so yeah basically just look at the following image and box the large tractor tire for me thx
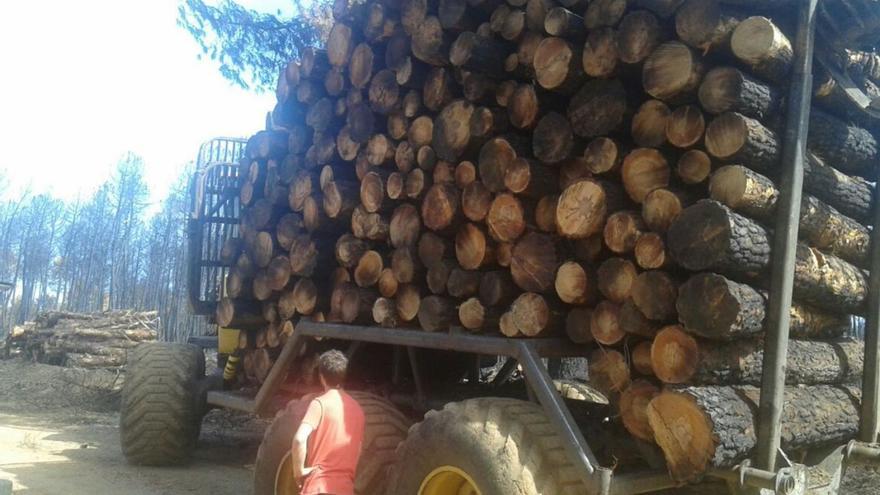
[387,397,587,495]
[253,391,411,495]
[120,342,207,465]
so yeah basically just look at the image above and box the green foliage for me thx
[177,0,328,91]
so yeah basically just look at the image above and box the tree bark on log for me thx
[710,165,870,266]
[668,200,868,313]
[676,272,851,340]
[647,385,860,482]
[705,112,874,223]
[656,332,864,386]
[730,16,792,84]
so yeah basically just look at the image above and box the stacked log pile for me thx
[218,0,876,482]
[4,310,159,368]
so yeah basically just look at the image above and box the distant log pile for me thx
[219,0,877,482]
[4,310,159,368]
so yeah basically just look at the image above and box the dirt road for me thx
[1,358,878,494]
[0,359,264,495]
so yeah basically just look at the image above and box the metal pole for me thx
[858,168,880,442]
[753,0,818,471]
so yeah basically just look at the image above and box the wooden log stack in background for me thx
[4,310,159,368]
[219,0,877,483]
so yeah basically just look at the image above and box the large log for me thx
[710,165,870,266]
[647,385,860,482]
[668,200,868,313]
[652,325,864,385]
[730,16,792,84]
[676,272,851,340]
[705,112,874,223]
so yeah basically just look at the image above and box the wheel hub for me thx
[419,466,482,495]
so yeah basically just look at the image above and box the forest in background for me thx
[0,154,209,342]
[0,0,330,342]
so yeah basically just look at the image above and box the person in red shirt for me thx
[292,350,366,495]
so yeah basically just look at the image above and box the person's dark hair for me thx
[317,350,348,387]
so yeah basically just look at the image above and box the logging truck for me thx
[118,0,880,493]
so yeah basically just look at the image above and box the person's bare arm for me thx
[291,422,315,481]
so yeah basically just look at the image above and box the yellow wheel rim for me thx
[274,452,299,495]
[418,465,482,495]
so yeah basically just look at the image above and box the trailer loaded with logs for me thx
[121,0,880,493]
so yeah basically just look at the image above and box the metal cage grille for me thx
[187,137,246,316]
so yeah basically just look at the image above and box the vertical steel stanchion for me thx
[753,0,818,471]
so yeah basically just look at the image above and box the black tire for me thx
[253,392,411,495]
[387,397,587,495]
[119,342,206,465]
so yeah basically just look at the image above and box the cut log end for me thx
[647,392,714,481]
[620,380,660,442]
[651,325,699,384]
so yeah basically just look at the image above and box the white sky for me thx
[0,0,293,206]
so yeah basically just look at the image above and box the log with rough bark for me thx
[654,326,864,386]
[647,384,860,482]
[676,272,851,340]
[710,165,870,266]
[705,112,874,223]
[730,16,792,84]
[668,200,868,313]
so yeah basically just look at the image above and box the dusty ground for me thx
[0,358,265,494]
[0,357,877,494]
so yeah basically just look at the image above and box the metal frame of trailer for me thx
[189,1,880,493]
